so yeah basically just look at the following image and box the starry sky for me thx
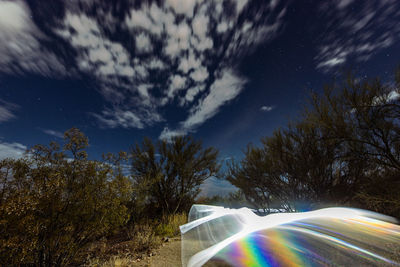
[1,0,400,196]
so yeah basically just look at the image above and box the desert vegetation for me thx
[227,69,400,218]
[1,69,399,265]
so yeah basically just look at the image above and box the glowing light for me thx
[180,205,400,267]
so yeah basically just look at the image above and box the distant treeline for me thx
[1,69,399,265]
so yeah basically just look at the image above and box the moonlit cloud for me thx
[0,141,27,160]
[135,32,153,53]
[42,129,64,139]
[315,1,400,72]
[0,0,65,76]
[0,0,287,136]
[260,105,275,112]
[92,109,145,129]
[0,99,18,123]
[182,69,246,131]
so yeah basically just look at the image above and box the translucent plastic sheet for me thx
[180,205,400,267]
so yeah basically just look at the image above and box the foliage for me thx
[0,128,132,266]
[129,136,220,216]
[227,68,400,216]
[154,213,188,237]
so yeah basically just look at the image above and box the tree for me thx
[304,69,400,217]
[0,128,132,265]
[227,120,363,212]
[129,136,220,216]
[227,68,400,214]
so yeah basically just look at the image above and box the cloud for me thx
[199,176,237,197]
[315,1,400,71]
[135,32,153,53]
[388,91,400,102]
[0,99,18,123]
[92,109,145,129]
[0,0,287,135]
[0,141,27,160]
[168,75,187,98]
[182,69,246,130]
[42,129,64,139]
[260,105,275,112]
[161,69,246,139]
[165,0,198,17]
[190,67,209,83]
[0,0,65,76]
[92,107,164,129]
[159,127,186,140]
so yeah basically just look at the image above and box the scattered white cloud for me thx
[260,105,275,112]
[178,52,201,74]
[93,107,163,129]
[159,127,186,140]
[0,141,27,160]
[168,75,187,98]
[93,109,145,129]
[125,5,164,36]
[0,99,18,123]
[138,84,151,99]
[235,0,249,15]
[164,21,192,58]
[0,0,65,76]
[216,21,229,33]
[42,129,64,139]
[135,32,152,53]
[147,58,165,69]
[58,12,136,80]
[371,90,400,106]
[388,90,400,102]
[0,0,287,136]
[165,0,198,17]
[336,0,353,9]
[190,67,209,82]
[182,69,246,130]
[184,85,205,104]
[160,69,246,139]
[315,1,400,71]
[192,13,209,38]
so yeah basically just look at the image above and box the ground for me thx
[130,236,182,267]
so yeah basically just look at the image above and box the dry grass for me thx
[82,224,161,266]
[84,213,188,266]
[155,213,188,237]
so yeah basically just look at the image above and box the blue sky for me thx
[1,0,400,196]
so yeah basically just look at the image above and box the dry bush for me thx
[85,254,137,267]
[155,213,188,237]
[83,223,161,265]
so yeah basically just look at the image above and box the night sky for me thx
[1,0,400,196]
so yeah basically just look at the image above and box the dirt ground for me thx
[132,236,182,267]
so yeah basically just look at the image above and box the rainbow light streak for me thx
[180,205,400,267]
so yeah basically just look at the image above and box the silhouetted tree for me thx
[129,136,220,216]
[305,69,400,217]
[228,68,400,216]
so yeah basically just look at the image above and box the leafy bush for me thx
[0,128,132,265]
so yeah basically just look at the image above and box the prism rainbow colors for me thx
[180,205,400,267]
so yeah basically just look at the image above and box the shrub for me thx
[0,128,132,265]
